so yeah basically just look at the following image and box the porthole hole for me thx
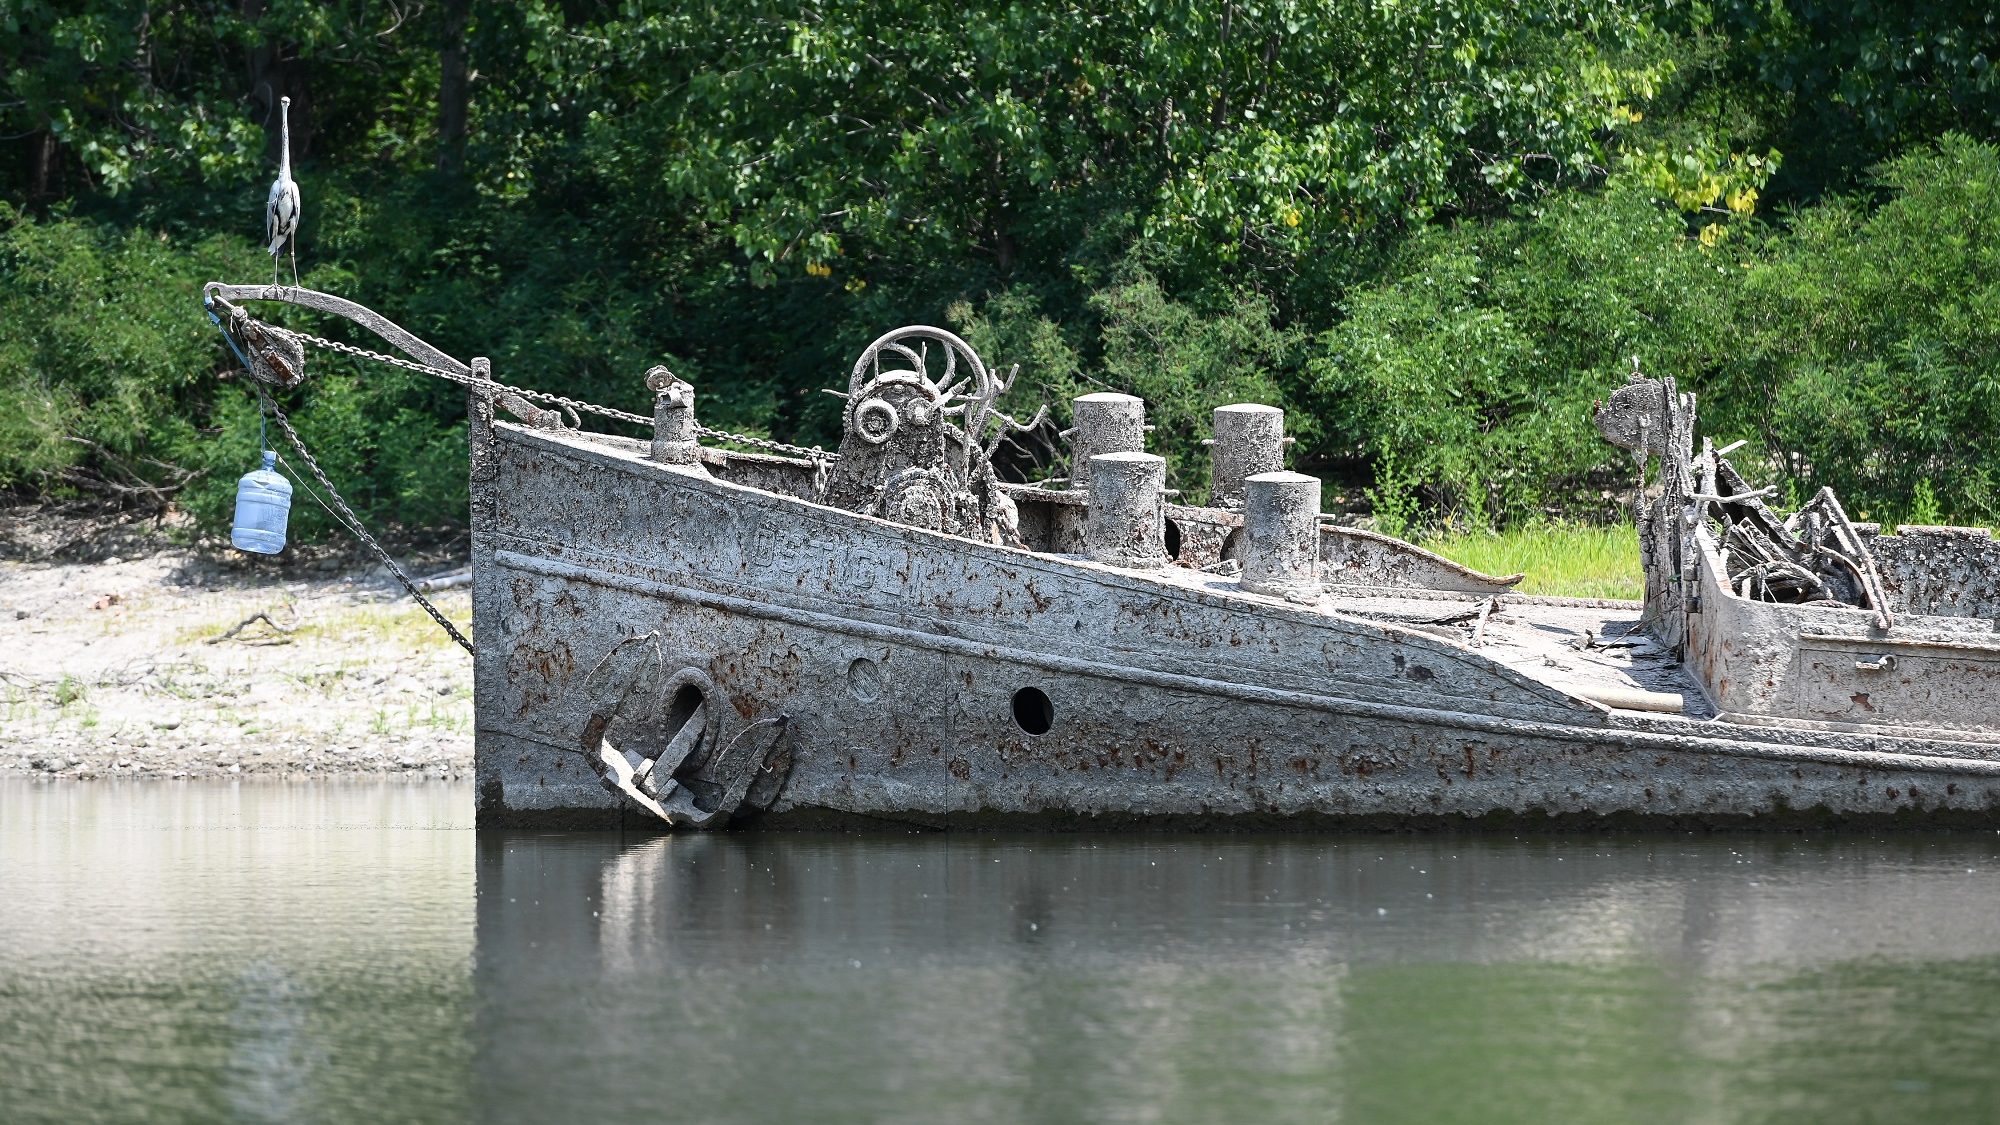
[1220,526,1243,561]
[846,656,882,702]
[1011,687,1054,736]
[1164,518,1183,560]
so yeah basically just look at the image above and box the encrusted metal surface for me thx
[1596,368,2000,738]
[473,366,2000,829]
[187,279,2000,829]
[1868,524,2000,619]
[1318,525,1524,594]
[191,288,1989,831]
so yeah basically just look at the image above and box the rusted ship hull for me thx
[472,422,2000,829]
[192,285,1999,829]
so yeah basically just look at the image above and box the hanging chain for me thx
[267,323,839,463]
[253,385,477,657]
[273,325,649,425]
[217,308,841,657]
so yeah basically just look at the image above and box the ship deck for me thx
[699,440,1709,719]
[1135,562,1708,717]
[1323,592,1714,718]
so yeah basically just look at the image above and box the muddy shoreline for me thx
[1,505,473,780]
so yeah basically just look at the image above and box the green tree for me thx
[1693,0,2000,204]
[1723,135,2000,522]
[3,0,1993,541]
[1309,187,1740,527]
[515,0,1671,285]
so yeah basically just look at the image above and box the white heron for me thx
[265,95,300,286]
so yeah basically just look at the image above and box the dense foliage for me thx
[2,1,1997,536]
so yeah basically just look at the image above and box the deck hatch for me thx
[1795,633,2000,730]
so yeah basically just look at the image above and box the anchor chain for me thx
[211,303,839,656]
[253,385,477,657]
[265,323,840,464]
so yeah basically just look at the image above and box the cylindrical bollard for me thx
[1069,392,1146,492]
[1210,403,1285,508]
[1240,471,1323,600]
[648,365,707,472]
[1085,451,1168,568]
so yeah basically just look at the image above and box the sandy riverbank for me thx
[1,506,473,780]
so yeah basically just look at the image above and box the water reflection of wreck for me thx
[470,832,2000,1121]
[200,284,2000,828]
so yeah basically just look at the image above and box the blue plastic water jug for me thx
[231,450,292,554]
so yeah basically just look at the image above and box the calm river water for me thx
[3,780,1999,1123]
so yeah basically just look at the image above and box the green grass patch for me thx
[53,674,86,707]
[285,594,472,652]
[1423,522,1644,600]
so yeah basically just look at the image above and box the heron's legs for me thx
[271,252,281,287]
[289,244,299,287]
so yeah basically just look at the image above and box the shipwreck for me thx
[203,282,2000,829]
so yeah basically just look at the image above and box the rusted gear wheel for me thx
[845,325,994,405]
[851,397,900,445]
[878,467,955,531]
[844,371,938,446]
